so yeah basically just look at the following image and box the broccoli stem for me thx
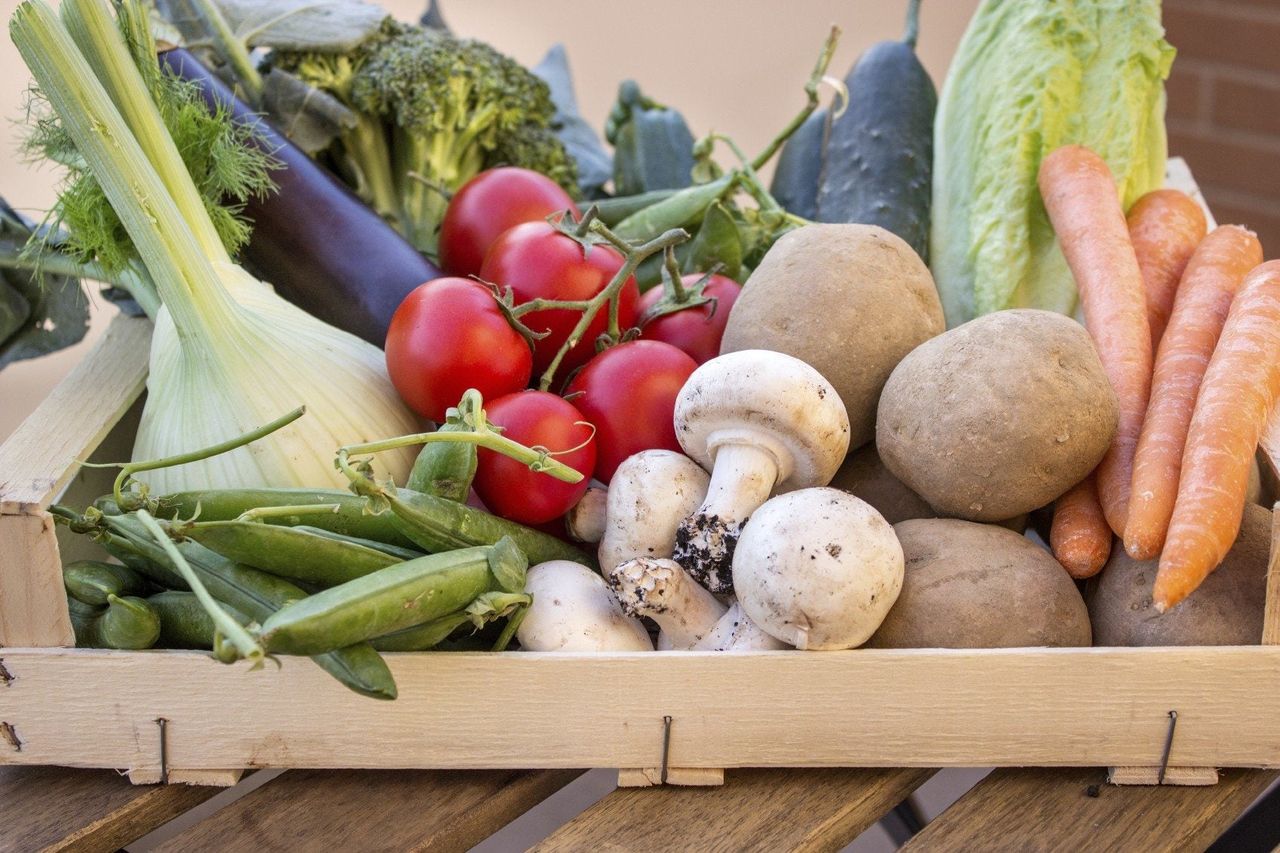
[335,111,405,234]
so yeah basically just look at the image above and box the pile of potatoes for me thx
[716,223,1273,650]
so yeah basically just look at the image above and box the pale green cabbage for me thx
[931,0,1175,326]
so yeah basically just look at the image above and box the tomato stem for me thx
[535,223,689,391]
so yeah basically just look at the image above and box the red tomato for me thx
[473,391,596,524]
[479,221,639,379]
[638,273,743,363]
[384,278,532,422]
[565,341,698,482]
[439,168,577,277]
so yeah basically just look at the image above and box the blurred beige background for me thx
[0,0,979,439]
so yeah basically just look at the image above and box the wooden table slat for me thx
[532,767,933,853]
[0,765,221,853]
[901,767,1278,853]
[152,769,580,853]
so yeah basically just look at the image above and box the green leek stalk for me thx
[11,0,418,493]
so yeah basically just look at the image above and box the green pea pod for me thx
[63,559,149,606]
[383,487,595,568]
[371,590,530,652]
[612,174,735,243]
[581,189,679,226]
[96,513,397,700]
[293,527,423,561]
[149,590,250,650]
[406,419,477,502]
[176,521,403,587]
[258,538,527,656]
[153,488,416,548]
[683,202,744,281]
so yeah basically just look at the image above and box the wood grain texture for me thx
[533,768,932,853]
[617,767,725,787]
[152,769,578,853]
[126,768,244,787]
[901,767,1277,853]
[3,647,1280,773]
[0,313,149,515]
[0,512,73,647]
[1108,766,1219,786]
[0,764,220,853]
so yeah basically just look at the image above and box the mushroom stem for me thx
[693,601,789,651]
[608,558,728,649]
[675,442,779,593]
[565,487,608,544]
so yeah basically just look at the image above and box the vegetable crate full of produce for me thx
[2,0,1280,790]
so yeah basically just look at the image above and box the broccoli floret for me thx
[272,19,576,257]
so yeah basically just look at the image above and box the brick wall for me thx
[1165,0,1280,254]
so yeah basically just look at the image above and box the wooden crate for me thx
[1,162,1278,789]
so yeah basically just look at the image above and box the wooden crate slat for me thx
[0,513,72,647]
[900,767,1278,852]
[151,769,579,853]
[532,768,932,853]
[0,765,221,853]
[2,646,1280,773]
[0,313,149,515]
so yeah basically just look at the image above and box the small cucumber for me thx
[769,108,828,220]
[63,559,149,606]
[69,594,160,650]
[815,0,936,261]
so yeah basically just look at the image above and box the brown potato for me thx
[1087,503,1272,646]
[867,519,1091,648]
[720,224,944,449]
[828,445,936,524]
[876,309,1118,521]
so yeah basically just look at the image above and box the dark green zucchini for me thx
[769,108,827,220]
[815,0,935,261]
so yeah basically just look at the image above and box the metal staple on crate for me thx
[156,717,169,784]
[1158,710,1179,785]
[660,715,673,785]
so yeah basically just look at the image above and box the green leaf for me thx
[261,67,357,154]
[0,203,89,370]
[196,0,387,53]
[683,201,742,280]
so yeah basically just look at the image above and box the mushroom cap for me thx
[733,488,904,650]
[598,450,710,571]
[518,561,653,652]
[674,350,850,491]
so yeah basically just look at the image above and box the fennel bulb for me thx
[13,0,418,493]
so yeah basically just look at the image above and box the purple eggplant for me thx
[159,49,440,346]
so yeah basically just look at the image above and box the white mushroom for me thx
[672,350,850,593]
[565,487,608,543]
[692,601,789,651]
[598,450,710,572]
[732,488,903,650]
[608,557,727,649]
[517,561,653,652]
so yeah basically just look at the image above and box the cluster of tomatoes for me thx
[384,167,741,528]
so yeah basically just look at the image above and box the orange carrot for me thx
[1127,189,1208,346]
[1050,475,1111,578]
[1124,226,1262,560]
[1038,145,1152,537]
[1154,260,1280,612]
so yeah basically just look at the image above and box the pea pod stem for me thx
[87,407,305,510]
[749,25,843,171]
[338,388,584,484]
[135,510,265,665]
[236,504,342,522]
